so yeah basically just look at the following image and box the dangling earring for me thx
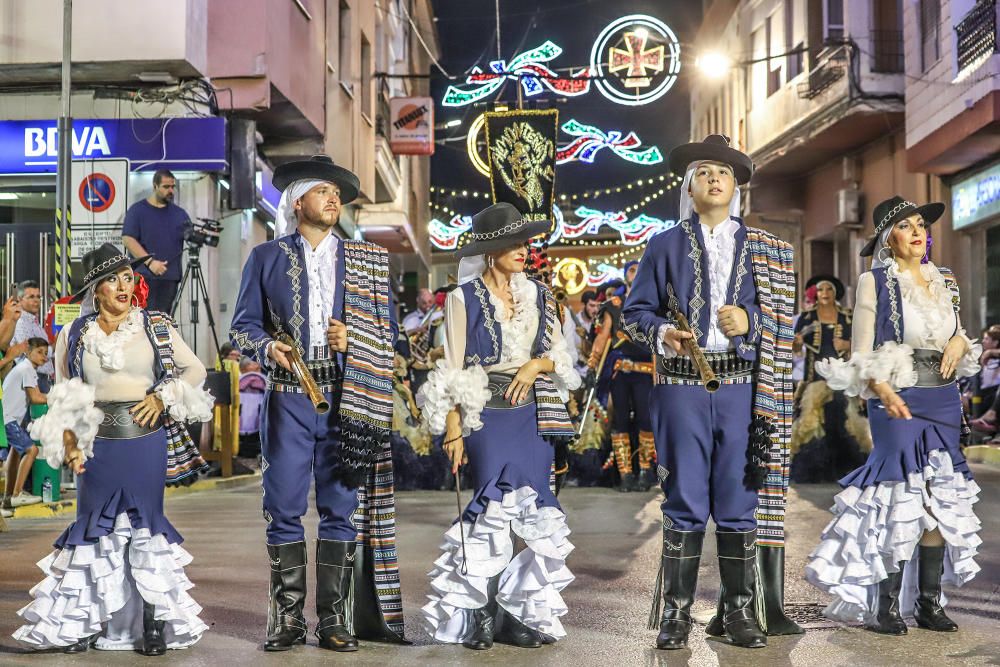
[487,255,495,268]
[877,245,893,265]
[131,294,140,307]
[93,297,100,313]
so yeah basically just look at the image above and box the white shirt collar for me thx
[700,216,739,239]
[298,231,338,257]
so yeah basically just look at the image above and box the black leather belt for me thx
[912,349,950,387]
[269,358,343,394]
[485,372,535,409]
[655,350,754,382]
[95,401,161,439]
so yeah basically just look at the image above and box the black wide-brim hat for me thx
[70,243,151,303]
[668,134,754,185]
[455,202,551,259]
[860,196,945,257]
[272,154,360,204]
[805,274,845,301]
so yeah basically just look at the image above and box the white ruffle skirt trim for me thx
[805,449,982,624]
[13,512,208,650]
[422,485,575,643]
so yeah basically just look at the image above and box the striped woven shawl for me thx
[746,230,796,548]
[336,241,396,489]
[533,285,576,442]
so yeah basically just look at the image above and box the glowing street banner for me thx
[485,109,558,224]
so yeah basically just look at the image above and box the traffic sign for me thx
[70,158,129,259]
[78,173,116,213]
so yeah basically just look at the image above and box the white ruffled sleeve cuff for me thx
[957,338,983,379]
[416,361,492,436]
[818,341,917,399]
[545,337,582,398]
[655,323,678,359]
[156,379,215,423]
[28,378,104,470]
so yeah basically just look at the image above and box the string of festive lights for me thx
[431,171,683,203]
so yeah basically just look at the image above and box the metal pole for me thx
[55,0,73,296]
[38,233,50,317]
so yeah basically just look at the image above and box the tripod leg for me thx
[194,267,223,360]
[171,263,193,319]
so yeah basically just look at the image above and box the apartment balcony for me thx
[747,43,903,181]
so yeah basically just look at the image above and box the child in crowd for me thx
[1,337,49,513]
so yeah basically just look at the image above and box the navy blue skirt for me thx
[461,404,560,523]
[841,383,972,489]
[55,428,182,549]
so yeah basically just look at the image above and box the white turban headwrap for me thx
[274,179,329,237]
[677,160,743,223]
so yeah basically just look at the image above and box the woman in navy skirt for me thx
[13,244,213,655]
[419,203,581,650]
[806,197,983,635]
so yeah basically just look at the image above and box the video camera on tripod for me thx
[185,217,223,249]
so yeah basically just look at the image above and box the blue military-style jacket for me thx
[229,231,398,367]
[621,213,762,362]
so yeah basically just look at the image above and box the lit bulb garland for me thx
[432,171,683,204]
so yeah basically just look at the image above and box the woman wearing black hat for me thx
[14,244,213,654]
[789,275,871,482]
[807,197,983,635]
[419,202,580,650]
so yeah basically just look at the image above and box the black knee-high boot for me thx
[315,539,359,651]
[264,541,308,651]
[141,602,167,656]
[651,527,704,650]
[462,575,500,650]
[914,546,958,632]
[869,564,907,635]
[716,530,767,648]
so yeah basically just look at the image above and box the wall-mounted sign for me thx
[0,117,227,174]
[70,158,129,259]
[953,161,1000,230]
[389,97,435,155]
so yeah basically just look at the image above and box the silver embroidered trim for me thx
[468,278,500,365]
[680,220,705,341]
[278,241,305,346]
[886,270,902,343]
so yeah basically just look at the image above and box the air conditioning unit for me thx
[838,188,861,226]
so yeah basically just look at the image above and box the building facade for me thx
[0,0,439,359]
[692,0,945,311]
[904,0,1000,331]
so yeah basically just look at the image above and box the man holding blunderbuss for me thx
[622,136,799,650]
[230,155,405,653]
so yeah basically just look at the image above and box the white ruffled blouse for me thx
[418,272,581,436]
[32,308,213,468]
[819,261,980,398]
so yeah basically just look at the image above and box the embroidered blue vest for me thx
[871,266,960,348]
[459,277,551,369]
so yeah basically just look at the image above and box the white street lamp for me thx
[696,51,732,79]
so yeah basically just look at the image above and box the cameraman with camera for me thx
[121,169,188,312]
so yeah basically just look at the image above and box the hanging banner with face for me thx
[485,109,558,224]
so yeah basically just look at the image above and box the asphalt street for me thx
[1,466,998,666]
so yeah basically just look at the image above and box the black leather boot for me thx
[716,530,767,648]
[264,541,308,651]
[62,635,95,654]
[315,539,359,651]
[141,602,167,656]
[495,607,543,648]
[868,564,907,635]
[914,546,958,632]
[462,607,496,650]
[756,545,804,635]
[653,527,704,650]
[618,472,638,492]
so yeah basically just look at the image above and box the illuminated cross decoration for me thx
[608,31,664,90]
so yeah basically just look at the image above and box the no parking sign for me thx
[70,158,129,259]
